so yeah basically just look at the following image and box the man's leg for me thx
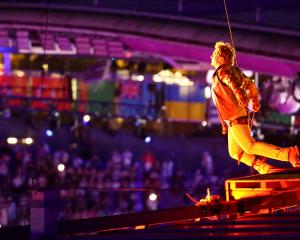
[229,123,299,164]
[228,126,274,174]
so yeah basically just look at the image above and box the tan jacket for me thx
[212,65,260,134]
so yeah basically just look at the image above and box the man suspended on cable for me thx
[211,41,300,174]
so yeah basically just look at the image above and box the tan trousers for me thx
[228,123,289,173]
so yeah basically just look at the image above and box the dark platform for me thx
[64,212,300,240]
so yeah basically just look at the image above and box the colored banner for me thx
[165,101,206,122]
[260,112,291,125]
[0,75,72,111]
[118,81,152,118]
[0,75,27,107]
[87,80,115,114]
[164,84,206,122]
[31,76,71,111]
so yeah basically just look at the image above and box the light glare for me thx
[83,114,91,123]
[204,86,211,99]
[149,193,158,201]
[7,137,17,145]
[57,163,65,172]
[46,129,53,137]
[145,136,151,143]
[24,137,33,145]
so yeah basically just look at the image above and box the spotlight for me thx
[144,136,151,143]
[7,137,18,145]
[46,129,53,137]
[57,163,65,172]
[148,193,158,201]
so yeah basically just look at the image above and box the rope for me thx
[223,1,257,120]
[223,0,238,66]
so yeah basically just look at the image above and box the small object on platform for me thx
[206,188,211,202]
[195,193,221,206]
[186,189,221,206]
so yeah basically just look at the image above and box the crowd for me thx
[0,140,225,227]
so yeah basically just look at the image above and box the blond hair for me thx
[214,41,236,65]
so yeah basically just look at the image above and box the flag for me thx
[120,82,140,99]
[118,81,150,118]
[87,80,115,114]
[164,84,207,122]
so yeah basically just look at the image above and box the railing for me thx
[0,183,223,228]
[1,0,299,37]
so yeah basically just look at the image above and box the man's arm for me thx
[242,75,261,112]
[219,67,249,107]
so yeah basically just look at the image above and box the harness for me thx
[224,116,250,127]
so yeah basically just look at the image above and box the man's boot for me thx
[252,157,285,174]
[288,146,300,167]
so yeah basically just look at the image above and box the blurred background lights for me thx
[7,137,17,145]
[135,118,147,127]
[23,137,33,145]
[144,136,151,143]
[204,86,211,99]
[57,163,65,172]
[46,129,54,137]
[152,70,194,86]
[132,74,144,81]
[42,63,49,72]
[243,69,254,78]
[83,114,91,123]
[54,111,60,117]
[205,69,215,85]
[201,121,208,127]
[148,193,158,201]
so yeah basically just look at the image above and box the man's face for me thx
[210,50,219,68]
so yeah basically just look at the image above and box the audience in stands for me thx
[0,140,224,227]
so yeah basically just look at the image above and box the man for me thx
[211,41,300,174]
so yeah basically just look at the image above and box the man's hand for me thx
[249,98,261,112]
